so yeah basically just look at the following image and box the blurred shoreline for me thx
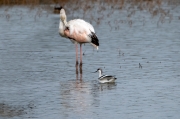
[0,0,179,27]
[0,0,179,6]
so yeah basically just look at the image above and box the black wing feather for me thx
[89,32,99,46]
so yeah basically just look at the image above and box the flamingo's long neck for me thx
[59,19,63,29]
[63,19,68,26]
[59,18,65,36]
[59,8,68,36]
[59,15,67,37]
[59,19,67,27]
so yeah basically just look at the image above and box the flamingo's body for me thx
[59,7,99,65]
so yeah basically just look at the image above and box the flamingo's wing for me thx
[65,19,99,48]
[68,19,95,36]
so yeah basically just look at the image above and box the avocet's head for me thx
[95,68,103,73]
[60,7,66,22]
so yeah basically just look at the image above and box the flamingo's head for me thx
[60,7,66,22]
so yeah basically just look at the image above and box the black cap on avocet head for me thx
[96,68,102,73]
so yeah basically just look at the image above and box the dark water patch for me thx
[0,102,35,117]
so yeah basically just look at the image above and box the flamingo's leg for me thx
[75,43,78,65]
[80,44,83,66]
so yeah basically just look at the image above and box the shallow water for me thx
[0,5,180,119]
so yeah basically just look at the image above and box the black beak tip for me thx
[54,6,63,11]
[60,6,63,10]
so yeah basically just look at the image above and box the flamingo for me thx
[59,7,99,66]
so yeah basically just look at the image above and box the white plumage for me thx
[95,68,117,83]
[59,7,99,65]
[68,19,95,35]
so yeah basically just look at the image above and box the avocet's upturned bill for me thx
[59,7,99,65]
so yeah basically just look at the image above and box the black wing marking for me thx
[99,75,116,81]
[88,32,99,46]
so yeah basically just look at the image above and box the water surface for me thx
[0,5,180,119]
